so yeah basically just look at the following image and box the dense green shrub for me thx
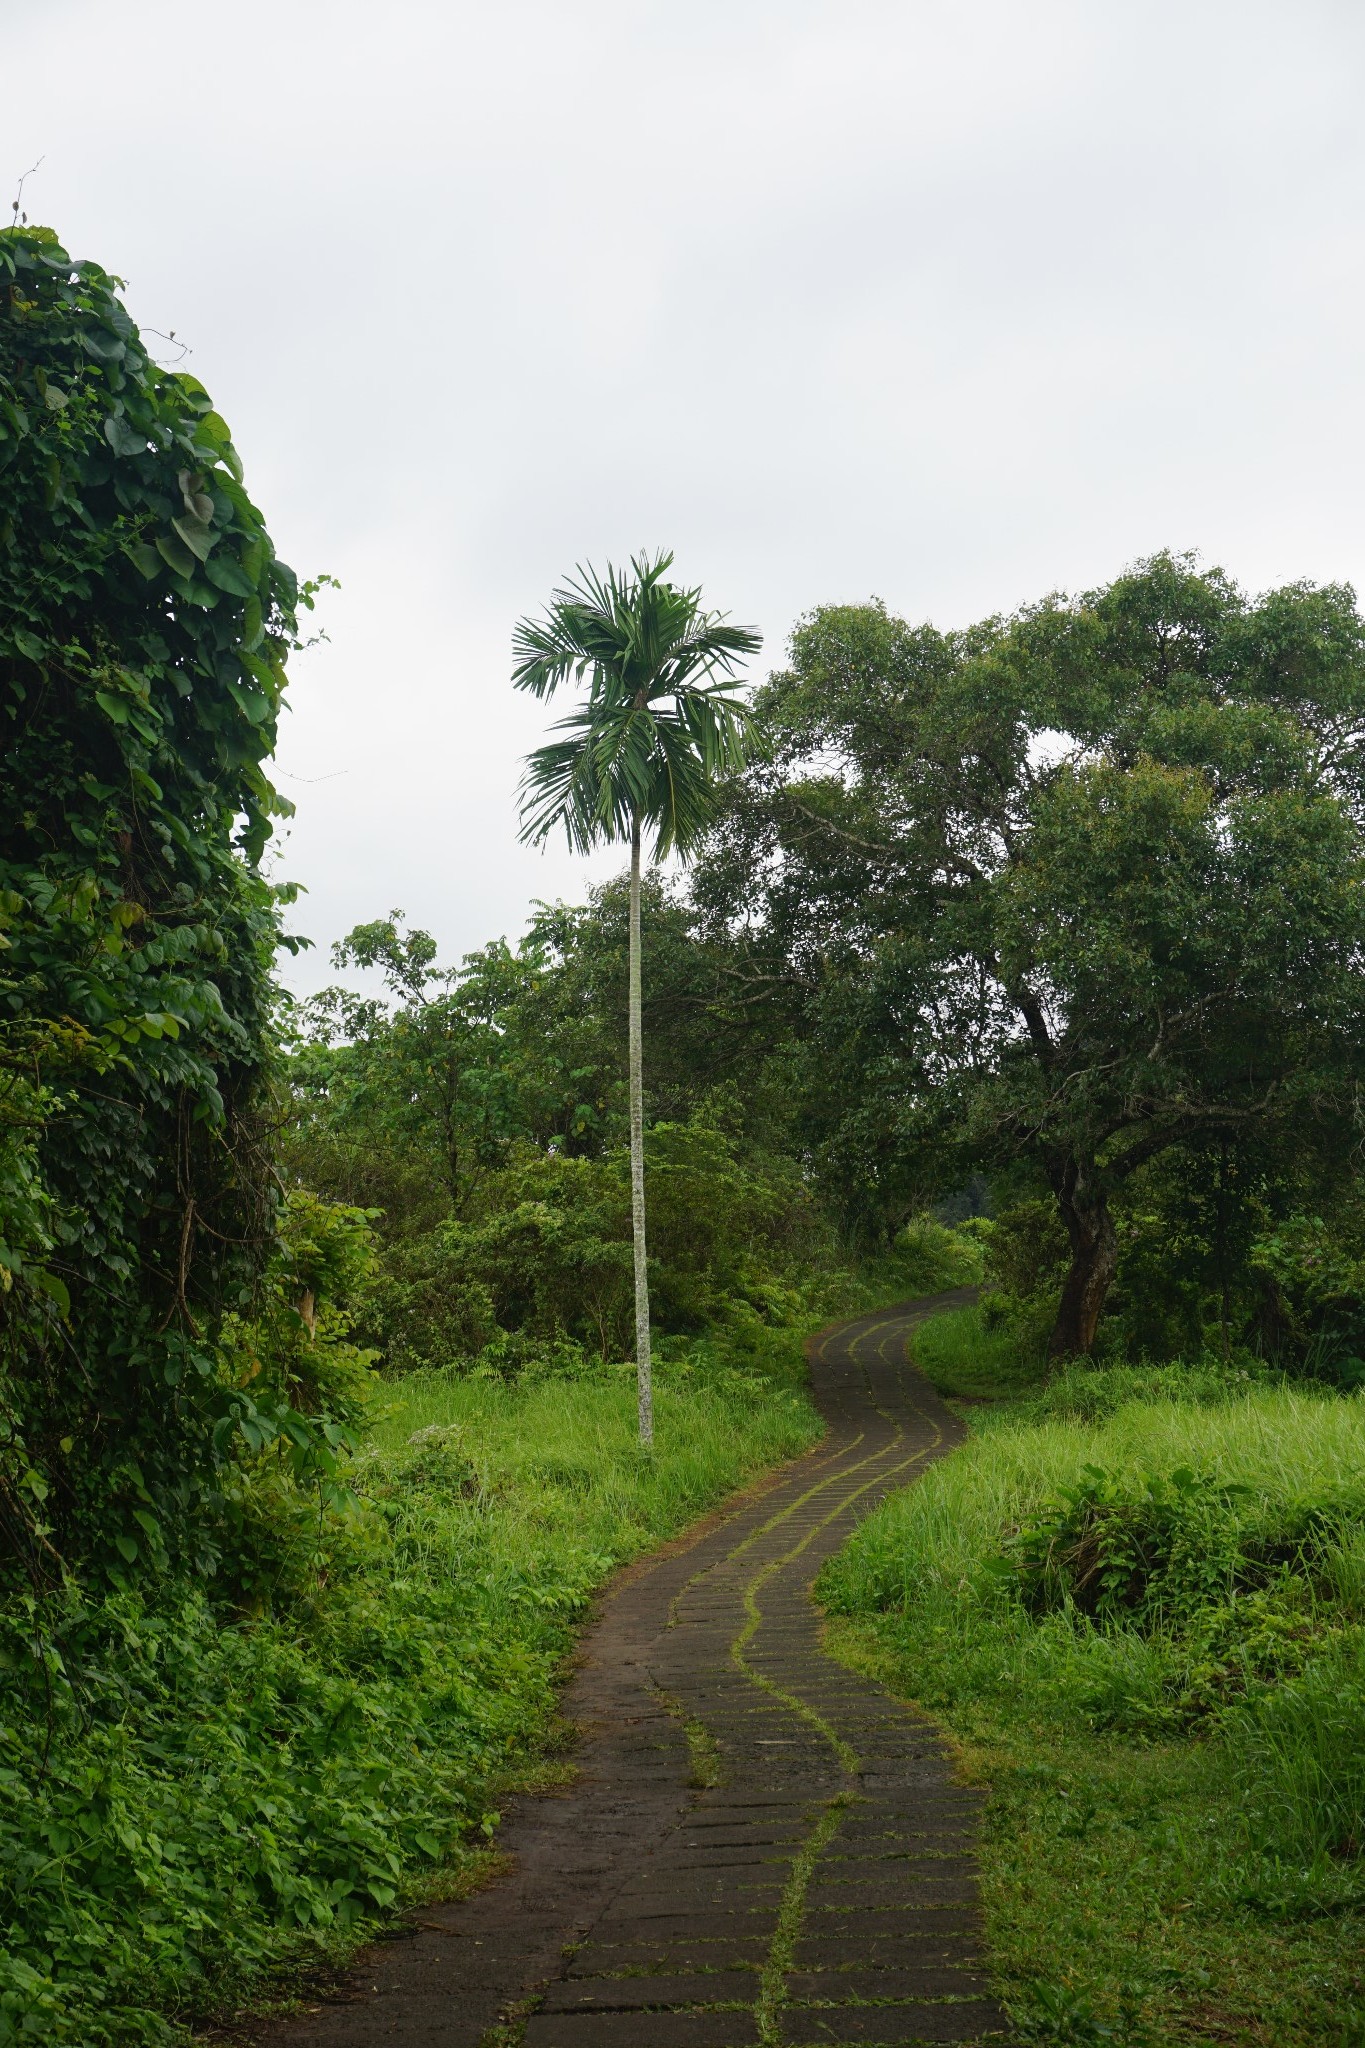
[0,225,320,1576]
[823,1359,1365,2040]
[0,1337,818,2044]
[371,1115,823,1370]
[1248,1214,1365,1386]
[890,1214,985,1293]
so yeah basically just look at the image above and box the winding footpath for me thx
[265,1292,1006,2048]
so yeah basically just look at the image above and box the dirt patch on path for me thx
[247,1292,1006,2047]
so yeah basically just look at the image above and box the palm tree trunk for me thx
[628,816,653,1446]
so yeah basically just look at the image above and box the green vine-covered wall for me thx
[0,225,313,1581]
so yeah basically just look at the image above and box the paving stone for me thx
[785,1968,993,2001]
[524,2013,759,2046]
[591,1910,778,1944]
[543,1969,759,2011]
[569,1938,771,1975]
[819,1857,977,1884]
[248,1292,1004,2048]
[804,1904,983,1935]
[781,1999,1006,2043]
[793,1936,986,1973]
[806,1876,981,1911]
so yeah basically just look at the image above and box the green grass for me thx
[0,1331,821,2046]
[822,1332,1365,2047]
[910,1302,1043,1398]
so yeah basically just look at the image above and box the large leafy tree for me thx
[0,226,312,1572]
[288,915,566,1225]
[695,555,1365,1355]
[513,552,761,1442]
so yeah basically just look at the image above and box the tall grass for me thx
[822,1363,1365,2045]
[363,1342,821,1617]
[1230,1637,1365,1866]
[910,1303,1041,1397]
[0,1336,820,2046]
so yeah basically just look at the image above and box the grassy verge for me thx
[1,1329,821,2047]
[908,1302,1040,1400]
[821,1322,1365,2046]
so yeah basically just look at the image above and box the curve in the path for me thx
[263,1292,1006,2048]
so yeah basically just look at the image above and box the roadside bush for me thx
[1002,1462,1259,1624]
[373,1117,823,1371]
[822,1360,1365,2041]
[1229,1634,1365,1866]
[984,1198,1069,1301]
[0,1334,820,2044]
[891,1215,986,1293]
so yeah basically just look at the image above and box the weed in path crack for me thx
[477,1991,538,2047]
[755,1791,858,2046]
[649,1680,725,1787]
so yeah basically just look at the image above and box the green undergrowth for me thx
[910,1302,1041,1399]
[0,1329,820,2046]
[811,1217,983,1336]
[822,1324,1365,2046]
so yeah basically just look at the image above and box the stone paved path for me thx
[263,1292,1006,2048]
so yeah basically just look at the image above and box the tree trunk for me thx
[628,818,653,1446]
[1048,1157,1118,1358]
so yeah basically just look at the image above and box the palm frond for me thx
[513,551,764,857]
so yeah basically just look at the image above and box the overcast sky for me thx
[11,0,1365,988]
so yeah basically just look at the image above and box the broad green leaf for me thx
[104,414,147,458]
[227,678,271,726]
[172,514,217,563]
[29,1268,70,1315]
[155,532,197,577]
[173,370,213,413]
[81,325,127,363]
[241,646,281,692]
[204,550,256,598]
[124,540,162,580]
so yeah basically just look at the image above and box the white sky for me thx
[10,0,1365,988]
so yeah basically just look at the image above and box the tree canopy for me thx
[695,555,1365,1353]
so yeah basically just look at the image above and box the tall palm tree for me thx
[513,551,762,1445]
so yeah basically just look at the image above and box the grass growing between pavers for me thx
[2,1330,822,2047]
[820,1319,1365,2046]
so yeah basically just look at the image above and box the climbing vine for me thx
[0,225,319,1579]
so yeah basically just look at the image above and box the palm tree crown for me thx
[513,550,762,856]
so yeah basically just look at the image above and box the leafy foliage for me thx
[370,1116,820,1371]
[822,1339,1365,2042]
[291,918,560,1219]
[282,901,839,1375]
[0,1332,818,2044]
[695,554,1365,1352]
[0,226,323,1578]
[514,550,762,857]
